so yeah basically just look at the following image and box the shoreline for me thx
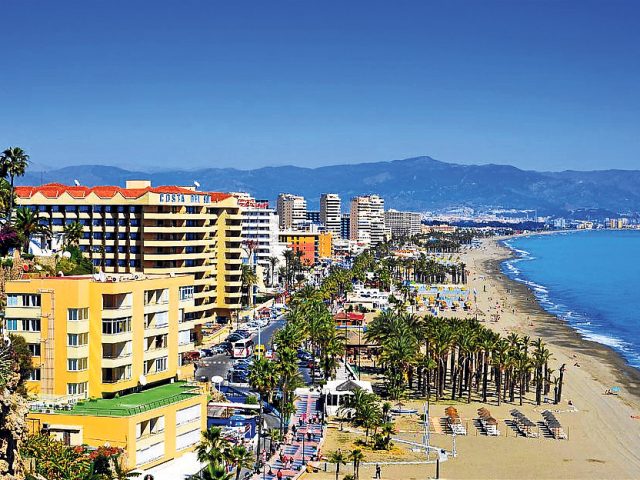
[488,235,640,400]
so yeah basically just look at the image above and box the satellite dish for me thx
[211,375,223,385]
[194,180,201,189]
[58,271,64,277]
[35,264,42,271]
[62,251,72,259]
[73,179,80,186]
[99,270,107,282]
[139,375,147,386]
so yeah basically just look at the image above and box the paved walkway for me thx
[256,390,324,480]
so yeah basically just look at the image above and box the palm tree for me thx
[241,264,258,307]
[195,462,234,480]
[0,179,13,218]
[0,147,29,215]
[196,426,230,465]
[328,450,348,480]
[349,449,365,480]
[268,256,279,286]
[110,454,141,479]
[14,206,51,252]
[248,356,279,461]
[63,221,84,247]
[227,444,253,480]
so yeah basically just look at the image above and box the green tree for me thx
[14,206,51,252]
[241,264,258,307]
[195,426,231,465]
[349,449,365,480]
[0,146,29,216]
[226,444,253,480]
[63,221,84,247]
[328,450,348,480]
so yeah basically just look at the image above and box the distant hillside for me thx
[18,156,640,214]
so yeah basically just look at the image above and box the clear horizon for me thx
[2,1,640,172]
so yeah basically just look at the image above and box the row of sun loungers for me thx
[542,410,568,439]
[445,407,467,435]
[477,408,500,436]
[510,409,539,438]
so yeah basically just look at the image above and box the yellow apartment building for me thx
[6,273,208,469]
[15,181,244,327]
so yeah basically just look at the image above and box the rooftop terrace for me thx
[32,382,202,417]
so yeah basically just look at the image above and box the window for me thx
[28,368,41,381]
[11,319,41,332]
[67,333,88,346]
[179,286,194,301]
[27,343,41,356]
[178,330,191,346]
[102,317,132,335]
[67,382,87,395]
[176,405,200,426]
[155,357,168,372]
[67,358,88,371]
[6,294,41,307]
[176,429,200,450]
[68,308,89,321]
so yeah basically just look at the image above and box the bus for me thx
[232,338,254,359]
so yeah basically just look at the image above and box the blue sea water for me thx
[502,230,640,368]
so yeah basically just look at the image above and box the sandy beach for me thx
[312,236,640,479]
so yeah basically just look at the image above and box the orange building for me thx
[279,231,332,265]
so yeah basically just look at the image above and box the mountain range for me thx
[18,156,640,215]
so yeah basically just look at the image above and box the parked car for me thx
[235,330,252,338]
[199,348,213,357]
[211,344,228,355]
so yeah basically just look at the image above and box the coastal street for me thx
[195,316,285,382]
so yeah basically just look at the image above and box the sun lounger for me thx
[510,409,538,438]
[477,408,500,436]
[541,410,567,439]
[445,407,467,435]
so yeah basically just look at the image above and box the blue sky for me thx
[2,1,639,171]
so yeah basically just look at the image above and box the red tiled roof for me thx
[15,183,231,201]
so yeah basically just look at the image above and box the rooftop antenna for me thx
[194,180,201,189]
[73,179,80,186]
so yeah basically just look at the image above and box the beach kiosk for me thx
[321,379,373,416]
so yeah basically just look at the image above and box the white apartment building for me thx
[384,209,422,237]
[320,193,342,239]
[232,193,279,271]
[277,194,307,230]
[350,195,386,246]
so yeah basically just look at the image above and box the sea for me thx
[502,230,640,368]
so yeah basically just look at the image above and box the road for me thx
[195,316,286,382]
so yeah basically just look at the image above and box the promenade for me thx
[256,389,324,480]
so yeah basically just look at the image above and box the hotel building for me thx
[15,181,243,326]
[276,194,307,230]
[320,193,342,240]
[350,195,386,246]
[6,274,207,469]
[384,209,422,237]
[232,193,279,271]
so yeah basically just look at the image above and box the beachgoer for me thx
[277,469,283,479]
[375,463,381,478]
